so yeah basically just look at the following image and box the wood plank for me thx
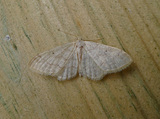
[0,0,160,119]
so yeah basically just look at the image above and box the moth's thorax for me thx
[75,40,85,63]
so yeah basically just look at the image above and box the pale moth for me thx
[29,39,132,81]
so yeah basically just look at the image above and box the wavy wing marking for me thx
[29,42,78,80]
[79,48,105,80]
[80,41,132,80]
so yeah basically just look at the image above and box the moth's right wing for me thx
[84,41,132,74]
[29,42,78,80]
[79,41,132,80]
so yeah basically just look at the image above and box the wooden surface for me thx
[0,0,160,119]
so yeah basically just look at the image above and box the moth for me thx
[29,40,132,81]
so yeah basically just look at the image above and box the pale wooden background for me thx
[0,0,160,119]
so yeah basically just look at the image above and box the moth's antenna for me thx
[84,38,101,42]
[58,29,79,39]
[58,29,101,42]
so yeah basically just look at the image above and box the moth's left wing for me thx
[79,48,105,80]
[81,41,132,80]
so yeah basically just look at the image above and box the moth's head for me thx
[77,37,84,41]
[76,39,85,48]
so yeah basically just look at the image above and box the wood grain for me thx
[0,0,160,119]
